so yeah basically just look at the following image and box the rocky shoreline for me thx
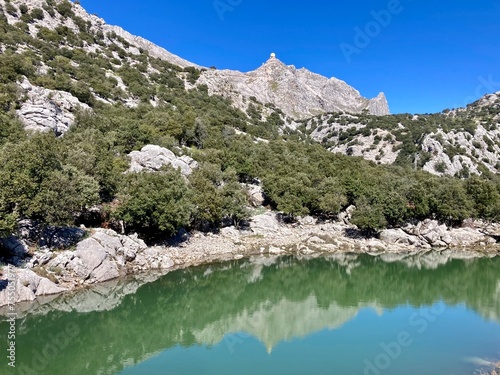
[0,211,499,313]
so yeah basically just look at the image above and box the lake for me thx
[1,253,500,375]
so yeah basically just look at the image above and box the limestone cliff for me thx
[198,54,390,119]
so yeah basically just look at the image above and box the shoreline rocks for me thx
[0,214,498,309]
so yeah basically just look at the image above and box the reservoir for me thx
[1,253,499,375]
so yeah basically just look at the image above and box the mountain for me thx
[2,0,198,68]
[0,0,499,238]
[198,54,390,119]
[0,0,388,135]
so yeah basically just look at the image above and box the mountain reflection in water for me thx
[1,253,499,375]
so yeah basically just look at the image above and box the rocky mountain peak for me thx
[199,54,390,119]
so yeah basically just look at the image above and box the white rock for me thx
[251,213,280,235]
[90,260,120,283]
[128,145,197,176]
[198,57,389,120]
[16,78,90,135]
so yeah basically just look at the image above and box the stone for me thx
[47,251,74,269]
[423,231,440,245]
[338,205,356,225]
[90,260,120,283]
[418,219,440,236]
[246,184,265,207]
[128,145,197,176]
[162,256,174,269]
[92,230,122,257]
[124,249,137,262]
[441,234,453,245]
[251,213,280,234]
[75,238,108,278]
[0,268,66,305]
[448,228,490,247]
[36,252,53,266]
[268,245,284,254]
[35,278,67,296]
[379,229,413,245]
[299,216,316,226]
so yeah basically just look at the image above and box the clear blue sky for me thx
[78,0,500,114]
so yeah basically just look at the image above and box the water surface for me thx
[1,253,500,374]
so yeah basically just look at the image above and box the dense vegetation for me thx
[0,0,499,240]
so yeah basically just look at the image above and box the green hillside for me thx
[0,0,499,238]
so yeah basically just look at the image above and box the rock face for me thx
[128,145,198,176]
[421,123,499,176]
[16,78,90,135]
[198,55,390,120]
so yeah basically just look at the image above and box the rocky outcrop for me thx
[16,78,90,135]
[198,54,389,120]
[380,219,498,248]
[0,268,66,305]
[42,229,174,284]
[0,228,178,307]
[421,124,499,176]
[128,145,198,176]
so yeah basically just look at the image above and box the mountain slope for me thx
[1,0,199,68]
[0,0,499,239]
[301,92,500,176]
[199,54,389,120]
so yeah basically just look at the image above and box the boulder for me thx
[35,277,66,296]
[90,260,120,283]
[448,228,493,247]
[338,205,356,225]
[423,230,441,245]
[92,230,123,257]
[379,229,413,245]
[299,216,316,226]
[128,145,197,176]
[47,251,75,270]
[74,238,108,279]
[251,213,280,235]
[0,268,66,306]
[417,219,440,236]
[246,184,265,207]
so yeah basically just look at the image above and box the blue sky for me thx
[78,0,500,114]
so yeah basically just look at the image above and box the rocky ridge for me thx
[2,0,198,69]
[1,0,390,137]
[303,93,500,175]
[198,54,390,120]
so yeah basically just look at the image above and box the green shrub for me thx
[115,169,193,237]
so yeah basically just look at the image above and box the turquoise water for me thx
[1,254,500,374]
